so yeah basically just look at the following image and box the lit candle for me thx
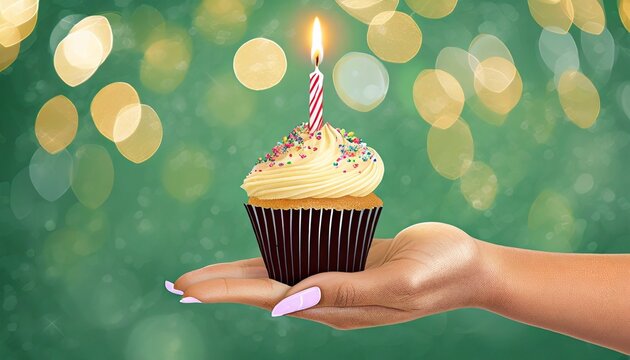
[309,17,324,134]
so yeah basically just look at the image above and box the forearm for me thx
[476,241,630,354]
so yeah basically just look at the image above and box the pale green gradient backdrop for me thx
[1,0,630,359]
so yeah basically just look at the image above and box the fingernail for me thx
[271,286,321,317]
[164,280,183,295]
[180,296,202,304]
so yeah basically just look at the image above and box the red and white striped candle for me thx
[309,17,324,134]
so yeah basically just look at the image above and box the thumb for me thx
[272,263,400,316]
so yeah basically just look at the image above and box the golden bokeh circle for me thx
[527,0,574,34]
[233,38,287,91]
[460,161,498,210]
[468,34,514,65]
[473,57,522,115]
[413,69,464,129]
[54,30,103,87]
[557,70,600,129]
[71,144,115,209]
[0,42,20,72]
[115,105,163,164]
[427,118,474,180]
[0,0,38,47]
[435,47,479,99]
[91,82,141,141]
[35,95,78,154]
[336,0,400,24]
[405,0,457,19]
[367,11,422,63]
[140,27,192,93]
[194,0,248,45]
[621,0,630,32]
[69,15,113,65]
[571,0,605,35]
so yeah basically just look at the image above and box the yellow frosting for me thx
[241,123,384,199]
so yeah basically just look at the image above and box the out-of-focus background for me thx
[1,0,630,358]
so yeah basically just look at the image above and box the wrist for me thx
[470,239,509,311]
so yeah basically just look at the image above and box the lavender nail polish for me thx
[272,286,321,317]
[164,280,184,295]
[180,297,202,304]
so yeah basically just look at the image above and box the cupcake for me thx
[242,122,384,285]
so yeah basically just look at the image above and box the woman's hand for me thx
[169,222,489,329]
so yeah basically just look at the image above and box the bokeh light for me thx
[621,0,630,32]
[194,0,248,45]
[35,95,78,154]
[130,5,166,50]
[435,47,478,99]
[580,28,615,83]
[427,118,474,179]
[333,52,389,112]
[571,0,605,35]
[233,37,287,91]
[91,82,141,141]
[115,105,163,164]
[140,25,191,93]
[0,0,38,47]
[557,70,600,129]
[528,190,575,251]
[162,145,212,203]
[336,0,399,24]
[459,161,498,210]
[527,0,574,34]
[538,29,579,85]
[29,148,72,201]
[473,56,522,115]
[468,33,513,65]
[69,15,112,65]
[71,144,114,209]
[405,0,457,19]
[367,11,422,63]
[0,42,19,71]
[413,69,464,129]
[49,14,83,54]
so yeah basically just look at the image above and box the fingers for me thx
[182,277,290,311]
[173,258,267,292]
[290,305,414,330]
[283,262,406,309]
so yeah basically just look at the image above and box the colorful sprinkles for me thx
[251,122,378,173]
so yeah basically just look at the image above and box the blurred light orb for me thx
[140,27,191,94]
[413,69,464,129]
[162,146,212,203]
[126,315,206,360]
[71,145,114,209]
[460,161,498,210]
[53,15,112,87]
[468,34,513,66]
[336,0,399,24]
[473,57,522,115]
[367,11,422,63]
[0,0,38,47]
[115,105,163,164]
[557,70,599,129]
[405,0,457,19]
[49,14,84,54]
[29,148,72,202]
[527,0,574,34]
[0,42,20,71]
[621,0,630,32]
[435,47,478,99]
[194,0,248,45]
[571,0,605,35]
[427,118,474,180]
[35,95,78,154]
[333,52,389,112]
[538,29,579,85]
[580,28,615,81]
[131,5,166,51]
[233,38,287,91]
[528,190,575,251]
[206,75,256,125]
[573,173,594,194]
[91,82,141,141]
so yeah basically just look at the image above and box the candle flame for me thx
[311,17,323,67]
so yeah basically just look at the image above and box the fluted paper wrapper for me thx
[244,205,383,286]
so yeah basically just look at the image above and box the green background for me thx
[1,0,630,359]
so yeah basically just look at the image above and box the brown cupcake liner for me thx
[244,205,383,286]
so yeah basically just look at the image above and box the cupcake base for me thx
[244,204,383,286]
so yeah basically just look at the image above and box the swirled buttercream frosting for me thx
[241,122,384,199]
